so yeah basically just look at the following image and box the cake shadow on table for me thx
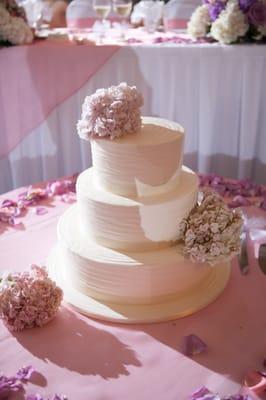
[13,307,142,379]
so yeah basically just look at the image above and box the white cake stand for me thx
[48,245,231,324]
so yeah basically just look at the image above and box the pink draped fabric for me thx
[164,18,187,30]
[0,181,266,399]
[0,41,119,159]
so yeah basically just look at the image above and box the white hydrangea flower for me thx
[0,4,11,26]
[257,24,266,37]
[0,3,33,46]
[180,190,243,265]
[187,5,211,39]
[210,0,249,44]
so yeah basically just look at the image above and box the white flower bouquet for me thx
[187,0,266,44]
[0,2,33,46]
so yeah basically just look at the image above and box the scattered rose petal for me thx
[47,181,69,196]
[183,334,207,356]
[51,395,68,400]
[16,365,35,381]
[1,199,17,207]
[228,196,251,208]
[190,386,213,399]
[61,193,76,204]
[0,374,23,396]
[33,207,48,216]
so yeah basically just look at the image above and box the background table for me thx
[1,179,266,399]
[1,38,266,194]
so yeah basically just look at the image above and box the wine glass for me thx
[112,0,132,39]
[93,0,111,40]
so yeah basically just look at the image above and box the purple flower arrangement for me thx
[188,0,266,44]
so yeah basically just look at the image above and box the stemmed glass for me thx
[93,0,112,41]
[112,0,132,40]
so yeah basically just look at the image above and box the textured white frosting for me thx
[77,166,198,251]
[90,116,184,197]
[57,205,214,305]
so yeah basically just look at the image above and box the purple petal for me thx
[0,374,23,394]
[228,195,251,208]
[33,207,48,216]
[183,334,207,356]
[47,181,69,196]
[51,395,68,400]
[61,193,76,204]
[26,395,45,400]
[190,387,212,399]
[2,199,17,207]
[16,365,35,381]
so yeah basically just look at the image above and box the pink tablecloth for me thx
[0,41,119,159]
[0,183,266,400]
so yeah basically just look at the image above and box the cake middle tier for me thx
[77,166,198,251]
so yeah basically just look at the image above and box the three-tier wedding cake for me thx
[48,83,242,323]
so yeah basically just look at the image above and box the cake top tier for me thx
[90,116,184,197]
[101,117,183,146]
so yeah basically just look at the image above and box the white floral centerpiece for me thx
[180,190,243,265]
[187,0,266,44]
[0,0,33,46]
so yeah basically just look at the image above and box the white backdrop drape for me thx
[1,43,266,194]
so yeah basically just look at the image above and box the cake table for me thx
[0,177,266,399]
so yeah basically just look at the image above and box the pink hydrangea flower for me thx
[0,265,63,331]
[77,82,144,140]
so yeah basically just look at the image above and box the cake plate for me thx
[48,245,231,324]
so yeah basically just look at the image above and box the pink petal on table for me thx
[61,193,76,204]
[47,180,68,196]
[2,199,17,207]
[183,334,207,356]
[33,207,48,216]
[16,365,35,381]
[189,386,220,399]
[228,196,251,208]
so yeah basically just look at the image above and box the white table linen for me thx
[1,43,266,194]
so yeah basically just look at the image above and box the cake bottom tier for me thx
[48,205,231,323]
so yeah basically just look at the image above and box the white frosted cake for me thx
[48,84,239,323]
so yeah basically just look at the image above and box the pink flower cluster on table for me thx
[77,82,144,140]
[0,365,67,400]
[0,265,63,331]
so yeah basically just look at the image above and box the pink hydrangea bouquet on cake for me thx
[0,0,33,46]
[187,0,266,44]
